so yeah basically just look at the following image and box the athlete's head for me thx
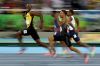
[67,9,74,16]
[26,4,32,11]
[52,11,59,18]
[60,10,67,18]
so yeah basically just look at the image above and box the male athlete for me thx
[16,4,49,54]
[47,11,70,56]
[48,10,89,64]
[67,9,95,57]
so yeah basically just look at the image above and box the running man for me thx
[47,11,71,57]
[67,9,95,57]
[48,10,89,64]
[16,4,49,54]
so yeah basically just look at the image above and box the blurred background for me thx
[0,1,100,66]
[0,0,100,46]
[0,0,100,9]
[0,10,100,32]
[0,0,99,31]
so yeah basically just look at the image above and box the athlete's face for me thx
[26,4,32,11]
[60,11,65,18]
[67,11,73,16]
[55,13,59,18]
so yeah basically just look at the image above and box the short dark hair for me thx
[61,10,67,15]
[52,11,58,17]
[69,9,74,15]
[52,11,58,14]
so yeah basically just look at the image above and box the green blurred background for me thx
[0,11,100,32]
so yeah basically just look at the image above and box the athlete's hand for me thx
[75,30,79,33]
[75,28,80,33]
[39,22,43,29]
[76,27,80,33]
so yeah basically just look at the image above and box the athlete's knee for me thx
[69,46,75,51]
[35,39,44,45]
[36,41,43,46]
[35,39,40,44]
[77,41,82,45]
[60,41,65,45]
[60,41,67,47]
[16,31,22,37]
[48,35,54,41]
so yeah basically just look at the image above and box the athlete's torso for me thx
[54,17,68,36]
[68,16,76,30]
[54,19,62,35]
[25,11,34,29]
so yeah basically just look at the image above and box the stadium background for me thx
[0,1,100,66]
[0,0,100,46]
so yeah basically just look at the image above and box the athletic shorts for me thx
[69,30,80,42]
[53,34,72,47]
[21,27,40,40]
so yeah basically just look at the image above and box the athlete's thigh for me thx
[48,35,55,41]
[30,28,40,40]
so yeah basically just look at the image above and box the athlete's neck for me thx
[26,9,31,13]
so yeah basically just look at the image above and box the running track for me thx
[0,47,99,66]
[0,37,99,66]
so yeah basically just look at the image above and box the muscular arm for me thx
[75,17,80,33]
[58,17,66,26]
[68,16,75,30]
[31,11,44,29]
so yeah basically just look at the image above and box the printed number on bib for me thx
[73,34,77,38]
[23,30,27,34]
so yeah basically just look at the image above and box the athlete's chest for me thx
[26,13,31,18]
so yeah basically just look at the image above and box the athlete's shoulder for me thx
[74,16,79,21]
[71,16,74,19]
[30,11,42,16]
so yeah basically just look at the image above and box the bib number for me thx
[23,30,27,34]
[73,34,77,38]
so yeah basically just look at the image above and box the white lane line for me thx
[0,64,99,65]
[0,58,100,59]
[0,59,98,62]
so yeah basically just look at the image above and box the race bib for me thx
[73,34,77,38]
[23,30,27,34]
